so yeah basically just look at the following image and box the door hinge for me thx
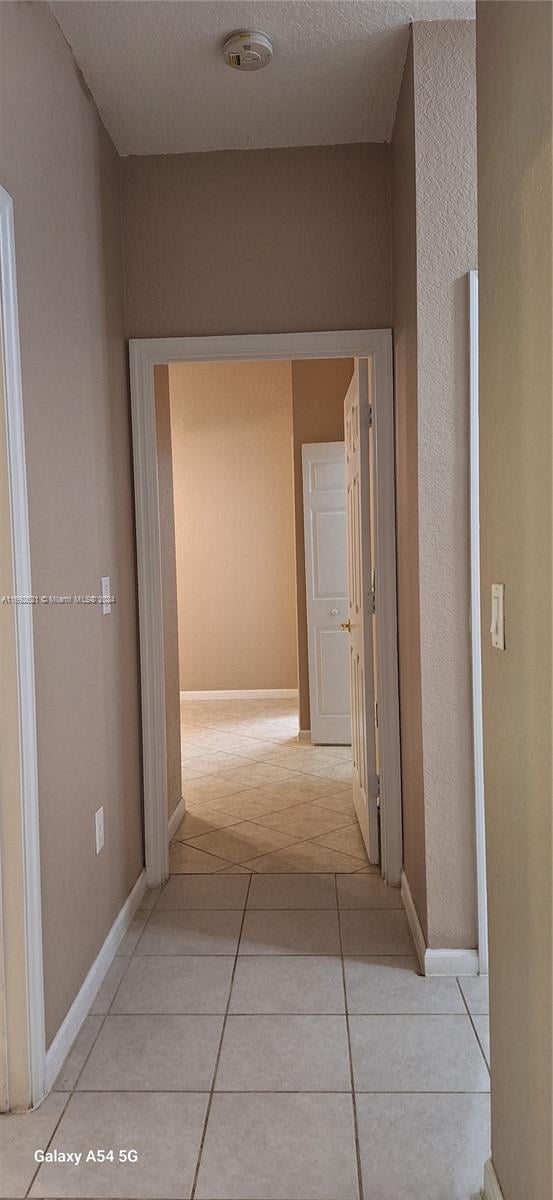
[368,405,374,427]
[374,701,379,729]
[368,566,376,614]
[369,773,380,802]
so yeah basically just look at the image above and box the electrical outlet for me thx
[95,806,104,854]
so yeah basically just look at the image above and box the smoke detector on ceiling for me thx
[223,30,273,72]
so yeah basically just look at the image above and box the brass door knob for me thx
[340,619,351,632]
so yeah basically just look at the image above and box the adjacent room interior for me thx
[155,356,377,873]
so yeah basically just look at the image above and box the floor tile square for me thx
[313,791,358,818]
[229,956,345,1013]
[135,909,243,955]
[174,806,241,839]
[207,786,298,820]
[239,909,340,955]
[54,1016,104,1090]
[168,842,231,873]
[473,1014,490,1065]
[215,1015,350,1091]
[254,802,351,839]
[182,775,250,804]
[116,910,149,956]
[0,1093,67,1199]
[157,874,249,909]
[308,761,353,784]
[247,873,336,909]
[459,974,490,1014]
[218,763,302,788]
[76,1014,223,1091]
[195,1092,359,1199]
[187,820,296,864]
[111,955,234,1013]
[337,874,403,909]
[356,1093,490,1200]
[274,774,350,799]
[90,958,129,1014]
[349,1015,490,1091]
[138,887,162,911]
[315,823,368,860]
[344,957,466,1014]
[181,751,253,776]
[243,841,364,873]
[29,1092,208,1199]
[340,909,414,955]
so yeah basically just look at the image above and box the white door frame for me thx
[0,185,46,1108]
[129,329,403,887]
[469,270,488,975]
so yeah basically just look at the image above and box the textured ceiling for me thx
[50,1,474,155]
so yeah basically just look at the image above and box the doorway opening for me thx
[129,330,401,888]
[162,355,373,872]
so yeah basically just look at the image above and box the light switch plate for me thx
[95,806,104,854]
[101,576,111,616]
[491,583,505,650]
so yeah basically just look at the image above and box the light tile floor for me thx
[3,700,491,1200]
[171,698,368,874]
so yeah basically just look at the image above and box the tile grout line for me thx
[455,977,491,1076]
[335,872,365,1200]
[189,871,253,1200]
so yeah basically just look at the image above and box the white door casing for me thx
[129,330,402,887]
[0,185,45,1108]
[302,442,351,745]
[344,360,379,863]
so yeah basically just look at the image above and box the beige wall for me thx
[391,21,478,948]
[121,144,392,339]
[169,361,298,692]
[291,359,353,732]
[154,366,182,819]
[477,4,553,1198]
[0,3,143,1045]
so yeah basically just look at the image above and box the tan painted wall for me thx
[291,359,353,732]
[391,21,478,949]
[391,35,428,938]
[154,366,182,819]
[0,3,143,1045]
[413,20,478,950]
[169,361,298,692]
[477,4,553,1197]
[121,144,392,338]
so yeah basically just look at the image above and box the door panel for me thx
[302,442,351,745]
[344,360,379,863]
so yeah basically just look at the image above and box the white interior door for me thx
[344,360,380,863]
[302,442,351,745]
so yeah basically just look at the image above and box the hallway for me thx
[3,701,491,1199]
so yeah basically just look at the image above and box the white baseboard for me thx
[482,1159,505,1199]
[298,730,311,743]
[401,871,480,977]
[168,796,185,840]
[180,689,299,700]
[426,947,479,976]
[45,869,147,1091]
